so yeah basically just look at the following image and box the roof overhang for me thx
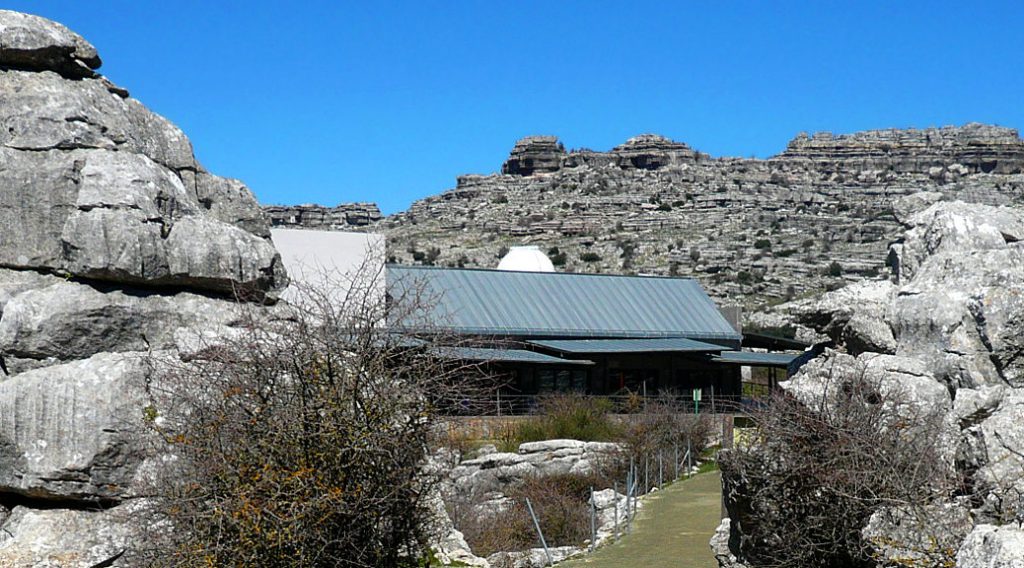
[527,337,727,354]
[430,346,594,366]
[709,351,800,368]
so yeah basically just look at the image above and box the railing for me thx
[434,390,756,417]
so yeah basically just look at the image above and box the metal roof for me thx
[527,337,727,354]
[387,266,742,341]
[430,346,593,365]
[710,351,801,367]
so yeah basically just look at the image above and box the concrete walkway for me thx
[560,471,723,568]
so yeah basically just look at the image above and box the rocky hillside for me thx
[0,11,286,565]
[714,199,1024,567]
[264,202,383,229]
[362,126,1024,309]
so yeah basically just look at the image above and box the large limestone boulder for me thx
[889,202,1024,388]
[0,278,241,368]
[719,201,1024,567]
[0,10,297,565]
[450,440,621,495]
[0,10,100,78]
[0,500,148,567]
[956,525,1024,568]
[0,352,156,502]
[0,10,286,296]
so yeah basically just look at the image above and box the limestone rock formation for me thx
[956,524,1024,568]
[264,202,383,229]
[0,10,101,78]
[716,200,1024,567]
[501,136,565,176]
[449,439,620,495]
[0,9,286,295]
[778,123,1024,175]
[0,10,288,565]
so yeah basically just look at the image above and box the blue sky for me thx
[9,1,1024,214]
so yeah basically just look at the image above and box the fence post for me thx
[613,481,619,541]
[687,439,693,477]
[711,384,716,415]
[590,486,597,551]
[658,451,664,488]
[525,498,552,566]
[644,456,649,495]
[496,390,501,417]
[674,443,679,480]
[625,468,633,534]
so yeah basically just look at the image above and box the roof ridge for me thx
[387,263,699,282]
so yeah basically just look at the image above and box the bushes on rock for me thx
[452,471,606,557]
[719,374,956,568]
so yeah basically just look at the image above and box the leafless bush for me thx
[140,261,490,567]
[719,374,958,568]
[620,392,713,464]
[452,472,603,557]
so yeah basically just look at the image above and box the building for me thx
[387,264,801,412]
[269,235,804,412]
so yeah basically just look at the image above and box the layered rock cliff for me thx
[0,10,287,565]
[372,124,1024,309]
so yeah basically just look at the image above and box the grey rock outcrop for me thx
[956,524,1024,568]
[0,352,155,502]
[0,277,240,368]
[778,123,1024,175]
[449,439,620,495]
[717,200,1024,567]
[501,136,565,176]
[264,202,383,229]
[0,500,149,567]
[0,10,100,78]
[0,10,290,565]
[0,9,286,296]
[862,503,974,566]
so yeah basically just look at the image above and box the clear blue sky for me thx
[10,1,1024,214]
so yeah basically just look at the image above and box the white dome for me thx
[497,246,555,272]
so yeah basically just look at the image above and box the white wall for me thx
[271,229,385,308]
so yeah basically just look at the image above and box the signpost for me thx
[692,388,702,414]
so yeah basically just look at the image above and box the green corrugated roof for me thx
[710,351,800,367]
[387,266,742,342]
[430,346,593,365]
[527,337,726,354]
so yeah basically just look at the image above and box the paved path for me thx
[560,471,722,568]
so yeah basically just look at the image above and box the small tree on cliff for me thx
[142,263,487,567]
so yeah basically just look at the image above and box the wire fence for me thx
[525,440,701,566]
[437,390,753,417]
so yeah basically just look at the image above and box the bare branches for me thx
[720,371,958,568]
[139,263,490,567]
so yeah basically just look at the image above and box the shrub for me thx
[753,239,772,250]
[826,260,844,277]
[453,471,608,556]
[619,393,714,462]
[508,395,622,447]
[579,252,602,263]
[144,268,484,567]
[719,375,956,568]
